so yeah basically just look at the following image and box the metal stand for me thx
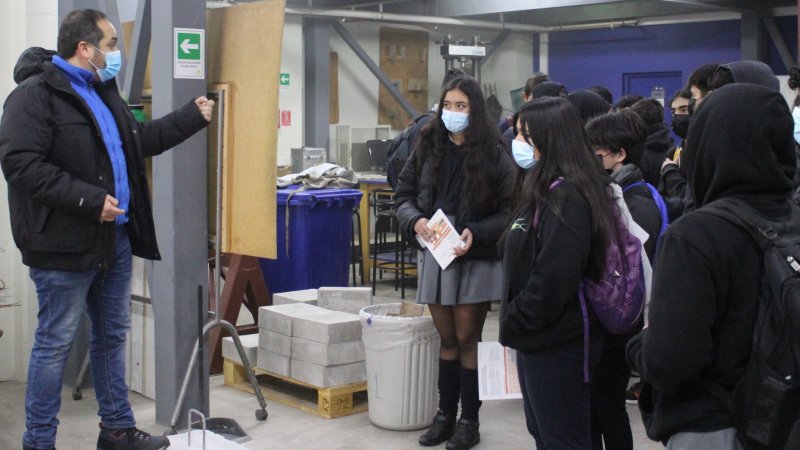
[169,89,268,431]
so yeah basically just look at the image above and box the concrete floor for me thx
[0,277,664,449]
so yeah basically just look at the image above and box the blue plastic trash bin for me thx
[259,187,362,298]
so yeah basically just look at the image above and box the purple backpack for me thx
[536,179,646,381]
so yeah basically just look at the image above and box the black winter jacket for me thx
[395,136,516,260]
[639,123,674,187]
[499,181,602,353]
[611,164,663,263]
[0,48,209,271]
[626,84,795,443]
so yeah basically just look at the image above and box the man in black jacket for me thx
[0,10,212,450]
[626,84,795,448]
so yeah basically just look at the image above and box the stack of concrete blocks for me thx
[221,334,260,367]
[257,300,367,387]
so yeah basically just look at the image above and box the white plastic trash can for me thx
[360,303,441,430]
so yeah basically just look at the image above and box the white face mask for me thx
[512,139,537,169]
[441,109,469,134]
[793,106,800,145]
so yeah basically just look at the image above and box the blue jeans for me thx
[517,339,603,450]
[23,227,135,449]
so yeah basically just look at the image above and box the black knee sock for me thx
[438,359,461,416]
[459,366,481,421]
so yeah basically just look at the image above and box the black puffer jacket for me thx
[0,47,209,271]
[395,134,516,260]
[626,84,795,443]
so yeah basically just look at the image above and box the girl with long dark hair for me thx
[396,76,516,450]
[500,97,615,449]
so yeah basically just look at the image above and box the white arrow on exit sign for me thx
[180,39,199,54]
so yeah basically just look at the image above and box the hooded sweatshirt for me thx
[717,60,780,92]
[626,84,795,443]
[567,89,611,125]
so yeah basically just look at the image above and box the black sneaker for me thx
[418,411,456,446]
[446,417,480,450]
[626,381,642,405]
[97,425,170,450]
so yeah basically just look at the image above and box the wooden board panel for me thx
[378,27,430,130]
[207,1,284,259]
[329,52,339,124]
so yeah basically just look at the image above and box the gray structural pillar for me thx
[741,11,768,62]
[303,18,330,151]
[150,0,209,427]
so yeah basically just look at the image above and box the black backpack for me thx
[700,198,800,450]
[386,113,432,190]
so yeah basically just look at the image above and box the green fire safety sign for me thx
[174,28,204,79]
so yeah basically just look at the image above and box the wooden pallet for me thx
[223,358,368,419]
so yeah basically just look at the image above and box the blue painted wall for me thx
[544,16,797,104]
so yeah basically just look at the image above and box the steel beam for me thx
[741,11,769,62]
[761,11,796,71]
[330,20,418,119]
[303,18,330,150]
[121,0,150,104]
[150,0,209,428]
[433,0,631,17]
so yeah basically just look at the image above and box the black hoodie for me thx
[626,84,795,443]
[717,60,780,92]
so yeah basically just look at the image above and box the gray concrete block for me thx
[292,308,362,344]
[273,289,318,306]
[222,334,259,367]
[258,329,291,356]
[317,287,372,314]
[290,359,366,388]
[291,336,365,366]
[256,348,291,377]
[258,303,320,336]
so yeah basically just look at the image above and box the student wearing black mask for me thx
[660,89,693,222]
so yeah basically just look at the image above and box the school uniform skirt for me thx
[415,249,504,306]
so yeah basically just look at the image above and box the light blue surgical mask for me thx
[512,139,537,169]
[89,45,122,82]
[441,109,469,134]
[793,106,800,145]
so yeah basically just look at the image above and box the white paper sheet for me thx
[478,342,523,400]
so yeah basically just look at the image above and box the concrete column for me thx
[741,11,768,62]
[303,18,330,151]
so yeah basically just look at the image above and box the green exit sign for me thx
[177,32,201,60]
[280,73,290,86]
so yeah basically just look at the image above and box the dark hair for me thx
[687,63,720,97]
[630,98,664,126]
[709,66,735,90]
[442,68,467,91]
[670,88,692,105]
[516,97,614,280]
[417,76,505,214]
[614,94,643,110]
[587,85,613,104]
[585,110,647,166]
[524,72,551,97]
[789,65,800,90]
[57,9,107,58]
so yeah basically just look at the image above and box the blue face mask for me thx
[90,45,122,82]
[512,139,537,169]
[793,107,800,145]
[441,109,469,134]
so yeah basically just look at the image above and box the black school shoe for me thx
[418,411,457,446]
[445,417,480,450]
[97,425,170,450]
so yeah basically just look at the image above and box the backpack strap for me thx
[623,181,669,239]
